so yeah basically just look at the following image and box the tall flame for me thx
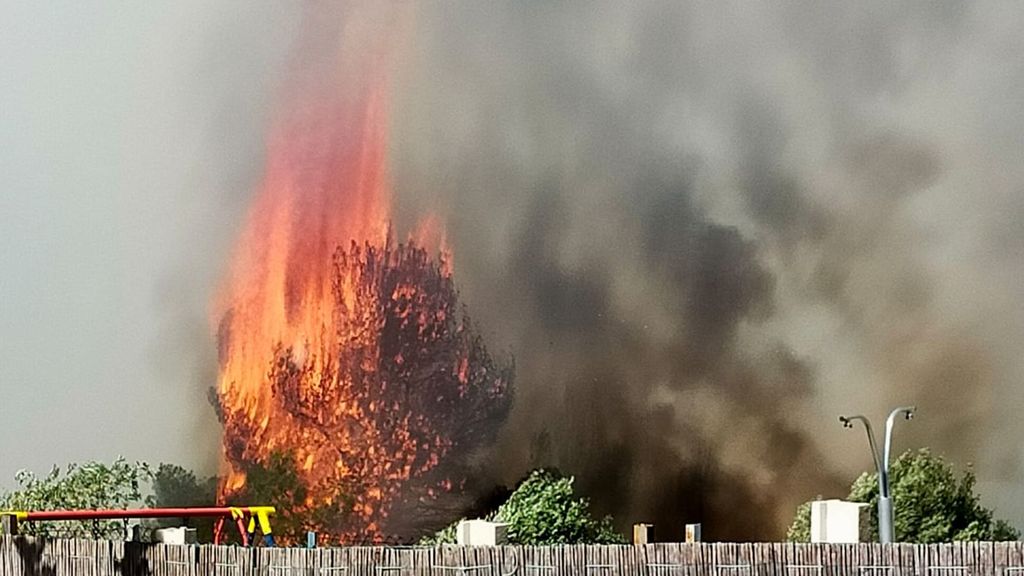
[215,69,392,481]
[212,4,512,542]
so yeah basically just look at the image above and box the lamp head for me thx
[893,405,917,421]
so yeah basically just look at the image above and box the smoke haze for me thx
[389,0,1024,538]
[3,0,1024,540]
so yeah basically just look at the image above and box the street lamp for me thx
[838,406,916,543]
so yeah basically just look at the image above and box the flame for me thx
[212,5,512,543]
[215,67,392,474]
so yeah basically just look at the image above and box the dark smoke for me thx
[387,1,1024,538]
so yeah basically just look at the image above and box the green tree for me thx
[788,449,1019,542]
[786,501,813,542]
[146,463,220,542]
[221,451,326,544]
[421,469,624,545]
[0,457,151,539]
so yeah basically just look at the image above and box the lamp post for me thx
[839,406,916,543]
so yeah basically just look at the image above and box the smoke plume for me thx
[386,0,1024,538]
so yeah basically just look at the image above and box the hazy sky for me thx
[0,1,299,483]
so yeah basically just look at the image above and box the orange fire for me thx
[212,4,511,542]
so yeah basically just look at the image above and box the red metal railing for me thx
[1,506,276,546]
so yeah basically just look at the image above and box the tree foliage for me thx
[146,463,219,542]
[0,457,150,539]
[421,469,624,545]
[788,449,1019,542]
[785,501,813,542]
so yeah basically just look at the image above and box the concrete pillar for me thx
[632,524,653,544]
[685,523,702,543]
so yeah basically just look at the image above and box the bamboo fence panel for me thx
[4,539,1024,576]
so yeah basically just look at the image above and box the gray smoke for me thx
[388,0,1024,538]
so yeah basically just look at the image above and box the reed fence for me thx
[3,537,1024,576]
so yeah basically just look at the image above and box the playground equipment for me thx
[0,506,276,546]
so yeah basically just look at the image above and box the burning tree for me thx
[209,8,514,542]
[215,240,513,543]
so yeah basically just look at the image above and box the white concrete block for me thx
[456,520,509,546]
[153,527,197,545]
[810,499,869,543]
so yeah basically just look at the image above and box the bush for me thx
[421,469,624,545]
